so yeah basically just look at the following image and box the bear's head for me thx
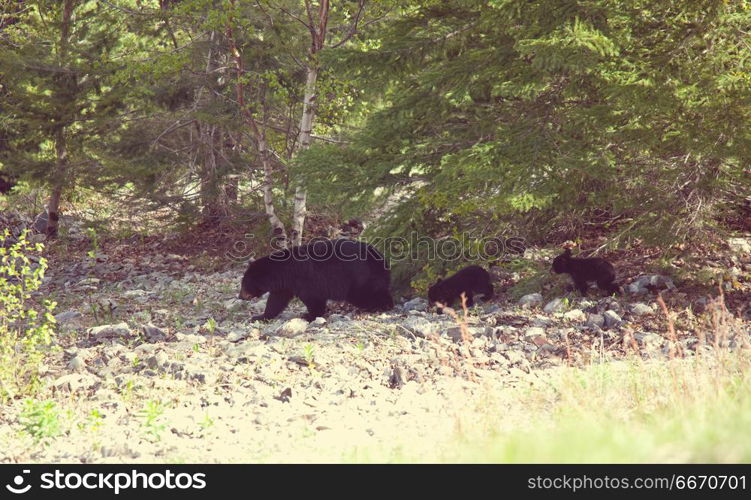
[238,259,269,300]
[427,278,449,306]
[551,248,572,274]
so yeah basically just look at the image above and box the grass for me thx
[338,349,751,463]
[448,352,751,463]
[343,294,751,463]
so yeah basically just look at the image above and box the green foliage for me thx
[20,399,62,443]
[0,230,57,401]
[298,0,751,267]
[138,399,166,441]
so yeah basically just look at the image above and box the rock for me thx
[142,324,167,342]
[388,365,404,389]
[587,313,605,328]
[89,322,132,342]
[403,297,428,312]
[402,317,437,338]
[67,356,86,372]
[77,277,101,287]
[54,373,98,393]
[483,304,502,314]
[123,289,148,298]
[28,233,47,244]
[627,275,676,294]
[635,332,664,349]
[728,237,751,256]
[55,310,83,326]
[145,352,168,369]
[603,310,623,328]
[578,299,597,310]
[563,309,586,322]
[524,326,546,340]
[311,317,327,327]
[446,327,463,343]
[277,318,309,337]
[227,330,248,342]
[518,293,543,307]
[630,303,653,316]
[223,298,245,311]
[543,298,566,313]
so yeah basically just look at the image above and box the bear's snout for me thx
[238,288,253,300]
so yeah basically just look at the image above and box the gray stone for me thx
[89,322,132,341]
[67,356,86,372]
[223,298,245,311]
[635,332,664,349]
[518,293,543,307]
[728,237,751,256]
[524,326,546,340]
[631,303,653,316]
[277,318,309,337]
[543,298,566,313]
[146,352,168,369]
[403,297,428,312]
[55,310,82,324]
[54,373,98,393]
[587,313,605,328]
[142,324,167,342]
[503,350,526,365]
[77,277,101,287]
[563,309,586,322]
[628,275,676,294]
[603,310,623,328]
[402,317,437,338]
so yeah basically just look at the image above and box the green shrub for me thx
[0,229,57,401]
[19,399,61,443]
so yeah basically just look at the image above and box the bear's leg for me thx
[479,283,494,301]
[349,287,393,312]
[573,279,589,296]
[599,279,620,295]
[300,296,327,321]
[371,289,394,311]
[463,291,474,308]
[252,290,293,321]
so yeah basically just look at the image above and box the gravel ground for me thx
[1,249,748,463]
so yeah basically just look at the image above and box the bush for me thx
[0,229,57,401]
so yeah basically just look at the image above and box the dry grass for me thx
[349,293,751,463]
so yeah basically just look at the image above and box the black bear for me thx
[428,265,494,313]
[238,238,394,321]
[551,248,620,295]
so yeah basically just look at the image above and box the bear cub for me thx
[428,265,494,313]
[551,248,620,296]
[238,238,394,321]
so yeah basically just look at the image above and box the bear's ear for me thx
[563,248,572,256]
[433,278,443,286]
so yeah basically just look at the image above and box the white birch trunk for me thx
[291,64,319,246]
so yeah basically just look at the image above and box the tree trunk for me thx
[46,130,66,238]
[291,64,319,246]
[199,123,225,223]
[258,131,286,244]
[226,6,287,246]
[46,0,76,239]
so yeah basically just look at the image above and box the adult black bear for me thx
[238,238,394,321]
[551,248,620,295]
[428,265,494,313]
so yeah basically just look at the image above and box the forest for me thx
[1,0,750,464]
